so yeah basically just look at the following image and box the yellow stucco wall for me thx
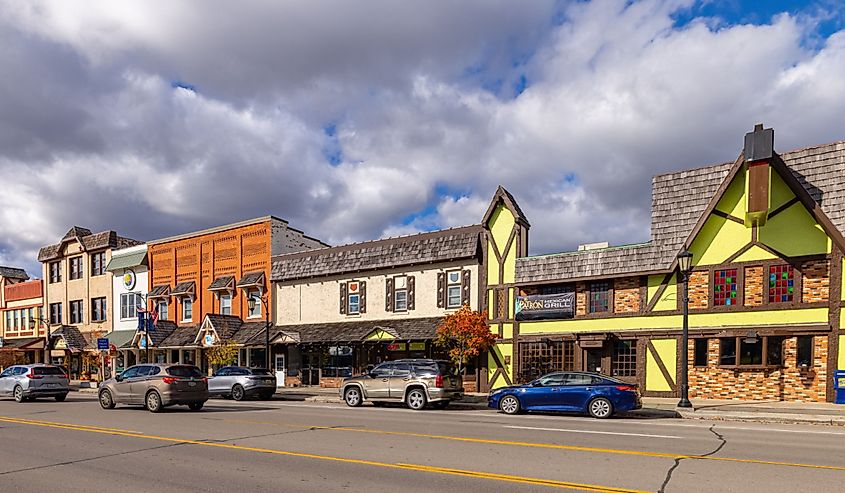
[758,203,830,256]
[839,335,845,370]
[733,245,777,263]
[645,339,677,392]
[647,275,677,312]
[488,343,513,389]
[487,204,514,286]
[502,323,513,340]
[690,215,749,266]
[715,170,746,218]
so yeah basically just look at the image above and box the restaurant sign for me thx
[515,293,575,321]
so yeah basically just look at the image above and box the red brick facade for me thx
[613,277,640,313]
[688,270,709,309]
[743,266,764,306]
[800,259,829,303]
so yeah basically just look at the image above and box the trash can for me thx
[835,370,845,404]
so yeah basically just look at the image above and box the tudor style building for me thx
[485,126,845,402]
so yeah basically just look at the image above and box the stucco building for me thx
[104,243,148,373]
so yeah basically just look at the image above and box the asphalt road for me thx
[0,394,843,493]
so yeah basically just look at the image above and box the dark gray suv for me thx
[341,359,463,410]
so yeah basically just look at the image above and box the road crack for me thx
[0,442,185,476]
[659,425,726,493]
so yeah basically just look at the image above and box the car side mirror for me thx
[115,375,124,382]
[369,372,378,379]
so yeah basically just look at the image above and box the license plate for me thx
[188,381,197,387]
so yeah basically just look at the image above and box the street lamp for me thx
[29,316,51,364]
[247,293,272,369]
[677,250,694,409]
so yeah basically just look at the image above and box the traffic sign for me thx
[97,338,109,351]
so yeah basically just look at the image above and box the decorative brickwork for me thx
[575,282,587,316]
[688,336,828,402]
[744,266,764,306]
[688,270,709,309]
[613,277,640,313]
[801,259,829,303]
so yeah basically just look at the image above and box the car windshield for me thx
[166,366,203,378]
[33,366,65,376]
[250,369,273,375]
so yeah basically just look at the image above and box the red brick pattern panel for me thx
[613,277,640,313]
[687,337,827,402]
[688,271,709,309]
[801,259,829,303]
[575,282,587,316]
[744,266,763,306]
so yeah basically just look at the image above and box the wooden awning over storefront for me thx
[0,337,44,351]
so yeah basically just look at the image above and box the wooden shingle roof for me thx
[0,266,29,280]
[38,227,142,262]
[272,226,482,282]
[290,317,443,343]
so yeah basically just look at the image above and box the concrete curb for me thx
[675,409,845,426]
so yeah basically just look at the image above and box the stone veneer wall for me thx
[687,336,828,402]
[688,270,709,309]
[801,259,829,303]
[613,277,640,313]
[744,266,764,306]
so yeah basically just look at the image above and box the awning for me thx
[105,251,147,272]
[208,275,235,292]
[0,337,44,350]
[148,284,171,299]
[236,272,265,290]
[104,330,135,349]
[171,281,196,298]
[289,317,443,344]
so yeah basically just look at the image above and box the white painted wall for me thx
[110,244,148,332]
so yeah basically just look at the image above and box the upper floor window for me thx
[220,294,232,315]
[69,256,83,280]
[49,302,62,324]
[182,298,193,322]
[540,283,575,295]
[247,292,261,318]
[49,261,62,283]
[91,297,107,322]
[90,252,106,276]
[120,292,141,320]
[446,271,462,309]
[589,281,611,313]
[70,300,84,324]
[394,276,408,312]
[157,300,169,321]
[348,282,361,315]
[768,264,795,303]
[713,268,738,306]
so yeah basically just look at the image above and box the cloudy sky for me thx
[1,0,844,276]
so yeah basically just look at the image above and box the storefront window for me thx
[518,340,575,383]
[739,338,763,365]
[694,339,708,366]
[323,346,353,377]
[719,338,736,365]
[611,340,636,377]
[249,348,267,368]
[181,350,195,365]
[797,336,813,367]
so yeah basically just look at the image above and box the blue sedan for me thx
[488,372,641,418]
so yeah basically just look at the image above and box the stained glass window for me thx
[589,281,611,313]
[768,264,794,303]
[713,269,738,306]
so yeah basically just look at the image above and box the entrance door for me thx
[584,349,602,374]
[275,354,286,388]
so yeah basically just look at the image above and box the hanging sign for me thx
[387,343,406,351]
[515,292,575,321]
[97,338,109,351]
[409,342,426,351]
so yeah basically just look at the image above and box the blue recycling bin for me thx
[835,371,845,404]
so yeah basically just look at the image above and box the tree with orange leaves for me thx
[433,305,496,376]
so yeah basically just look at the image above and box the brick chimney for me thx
[744,124,773,226]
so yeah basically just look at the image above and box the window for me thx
[394,276,407,312]
[767,337,784,366]
[49,261,62,283]
[370,363,392,378]
[182,298,193,322]
[739,338,763,365]
[69,256,83,280]
[392,363,411,377]
[90,252,106,276]
[220,294,232,315]
[157,300,169,321]
[540,284,575,295]
[713,268,738,306]
[120,293,141,320]
[70,300,84,324]
[347,282,361,315]
[564,373,596,386]
[796,336,813,368]
[694,339,708,366]
[50,303,62,324]
[518,340,575,383]
[719,338,736,366]
[768,264,795,303]
[589,281,611,313]
[247,292,261,318]
[611,340,637,377]
[537,373,567,386]
[4,311,11,330]
[91,297,107,322]
[446,271,462,308]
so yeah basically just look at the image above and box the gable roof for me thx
[291,317,444,343]
[516,138,845,284]
[272,225,482,282]
[39,227,142,262]
[482,186,530,227]
[0,266,29,280]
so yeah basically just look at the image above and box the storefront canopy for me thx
[105,251,147,272]
[0,337,44,350]
[287,317,444,344]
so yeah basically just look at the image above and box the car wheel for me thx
[99,389,116,409]
[588,397,614,419]
[188,401,204,411]
[344,386,362,407]
[405,388,427,411]
[146,391,163,413]
[231,384,245,401]
[54,393,67,402]
[499,395,521,415]
[13,386,24,403]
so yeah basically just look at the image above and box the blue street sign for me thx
[97,338,109,351]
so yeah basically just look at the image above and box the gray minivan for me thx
[0,364,70,402]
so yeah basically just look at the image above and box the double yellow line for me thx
[0,415,646,493]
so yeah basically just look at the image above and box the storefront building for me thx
[105,244,148,374]
[485,126,845,402]
[38,227,142,379]
[0,276,46,365]
[272,225,485,389]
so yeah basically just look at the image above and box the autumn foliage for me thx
[434,305,496,375]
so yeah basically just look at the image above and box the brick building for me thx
[0,268,45,364]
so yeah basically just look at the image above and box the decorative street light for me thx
[29,316,51,364]
[247,293,272,369]
[677,250,694,409]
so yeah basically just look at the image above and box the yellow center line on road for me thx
[208,417,845,472]
[0,415,645,493]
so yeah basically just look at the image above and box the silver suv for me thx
[208,366,276,401]
[341,359,463,410]
[0,364,70,402]
[99,364,208,413]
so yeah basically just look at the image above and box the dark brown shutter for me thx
[461,269,471,307]
[437,272,446,308]
[340,282,347,314]
[359,280,367,313]
[385,278,394,312]
[407,276,415,311]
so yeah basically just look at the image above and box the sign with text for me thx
[515,292,575,321]
[97,338,109,351]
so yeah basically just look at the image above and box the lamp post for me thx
[677,250,694,408]
[247,293,272,369]
[29,316,51,364]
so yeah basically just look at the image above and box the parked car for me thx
[0,364,69,402]
[208,366,276,401]
[341,359,463,410]
[488,371,641,418]
[98,364,208,413]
